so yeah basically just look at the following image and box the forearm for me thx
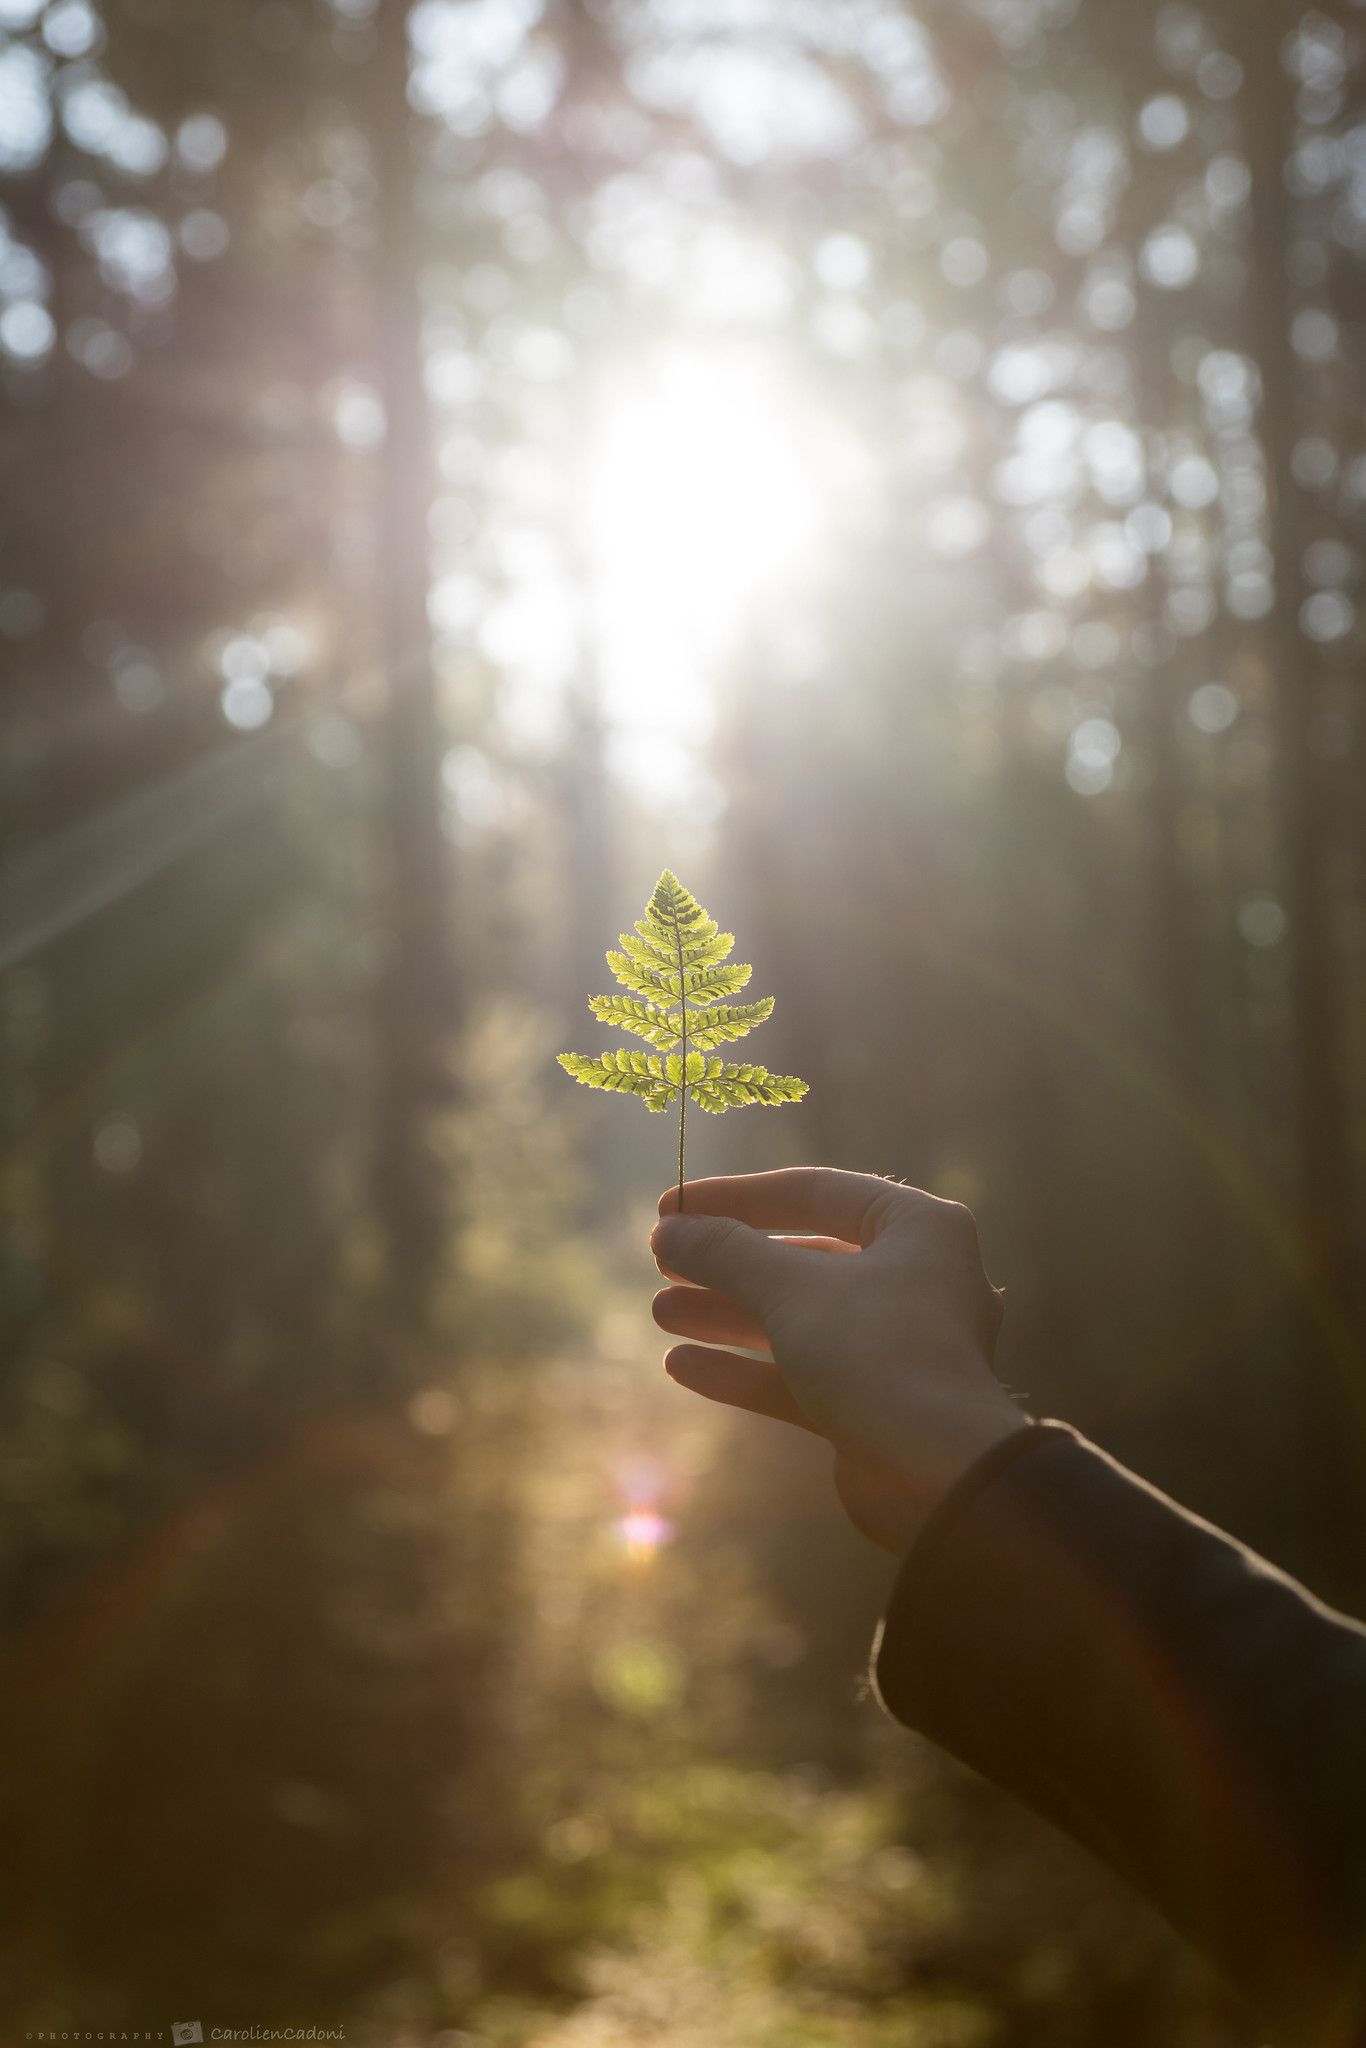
[872,1422,1366,2045]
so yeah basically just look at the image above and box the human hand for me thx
[651,1168,1028,1553]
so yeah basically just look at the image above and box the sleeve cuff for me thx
[870,1417,1079,1727]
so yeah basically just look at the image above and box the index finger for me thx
[658,1168,908,1247]
[652,1232,859,1285]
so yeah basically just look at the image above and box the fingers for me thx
[653,1285,771,1354]
[649,1212,802,1319]
[652,1233,854,1300]
[657,1167,910,1247]
[664,1345,817,1435]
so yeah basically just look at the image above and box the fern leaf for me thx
[682,960,752,1005]
[557,870,810,1190]
[632,918,678,956]
[663,1051,710,1086]
[691,1062,810,1112]
[587,993,682,1049]
[642,873,736,965]
[631,914,731,965]
[648,870,711,940]
[604,950,677,1001]
[557,1051,676,1111]
[682,931,737,970]
[615,931,677,972]
[685,998,775,1050]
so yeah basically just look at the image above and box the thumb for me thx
[650,1213,790,1321]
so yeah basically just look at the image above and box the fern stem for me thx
[673,902,688,1211]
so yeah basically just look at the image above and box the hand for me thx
[651,1168,1028,1553]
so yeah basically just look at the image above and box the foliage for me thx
[558,869,807,1195]
[470,1762,987,2048]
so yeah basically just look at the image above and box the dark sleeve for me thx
[871,1419,1366,2045]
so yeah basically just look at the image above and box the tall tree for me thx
[368,0,459,1324]
[1242,0,1365,1574]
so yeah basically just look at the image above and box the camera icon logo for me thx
[171,2025,204,2045]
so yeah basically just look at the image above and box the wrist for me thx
[873,1392,1031,1548]
[921,1402,1032,1506]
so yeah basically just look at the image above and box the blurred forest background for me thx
[1,0,1364,2040]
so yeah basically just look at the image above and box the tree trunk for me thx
[1243,2,1365,1585]
[369,0,457,1323]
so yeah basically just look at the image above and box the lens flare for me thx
[617,1507,673,1559]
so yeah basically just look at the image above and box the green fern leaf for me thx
[681,959,752,1005]
[603,950,676,1002]
[586,993,682,1049]
[691,1062,809,1112]
[614,931,677,972]
[557,1050,677,1112]
[685,998,775,1050]
[557,870,810,1202]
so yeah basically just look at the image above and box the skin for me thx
[651,1167,1029,1556]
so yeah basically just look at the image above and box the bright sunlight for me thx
[583,347,855,790]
